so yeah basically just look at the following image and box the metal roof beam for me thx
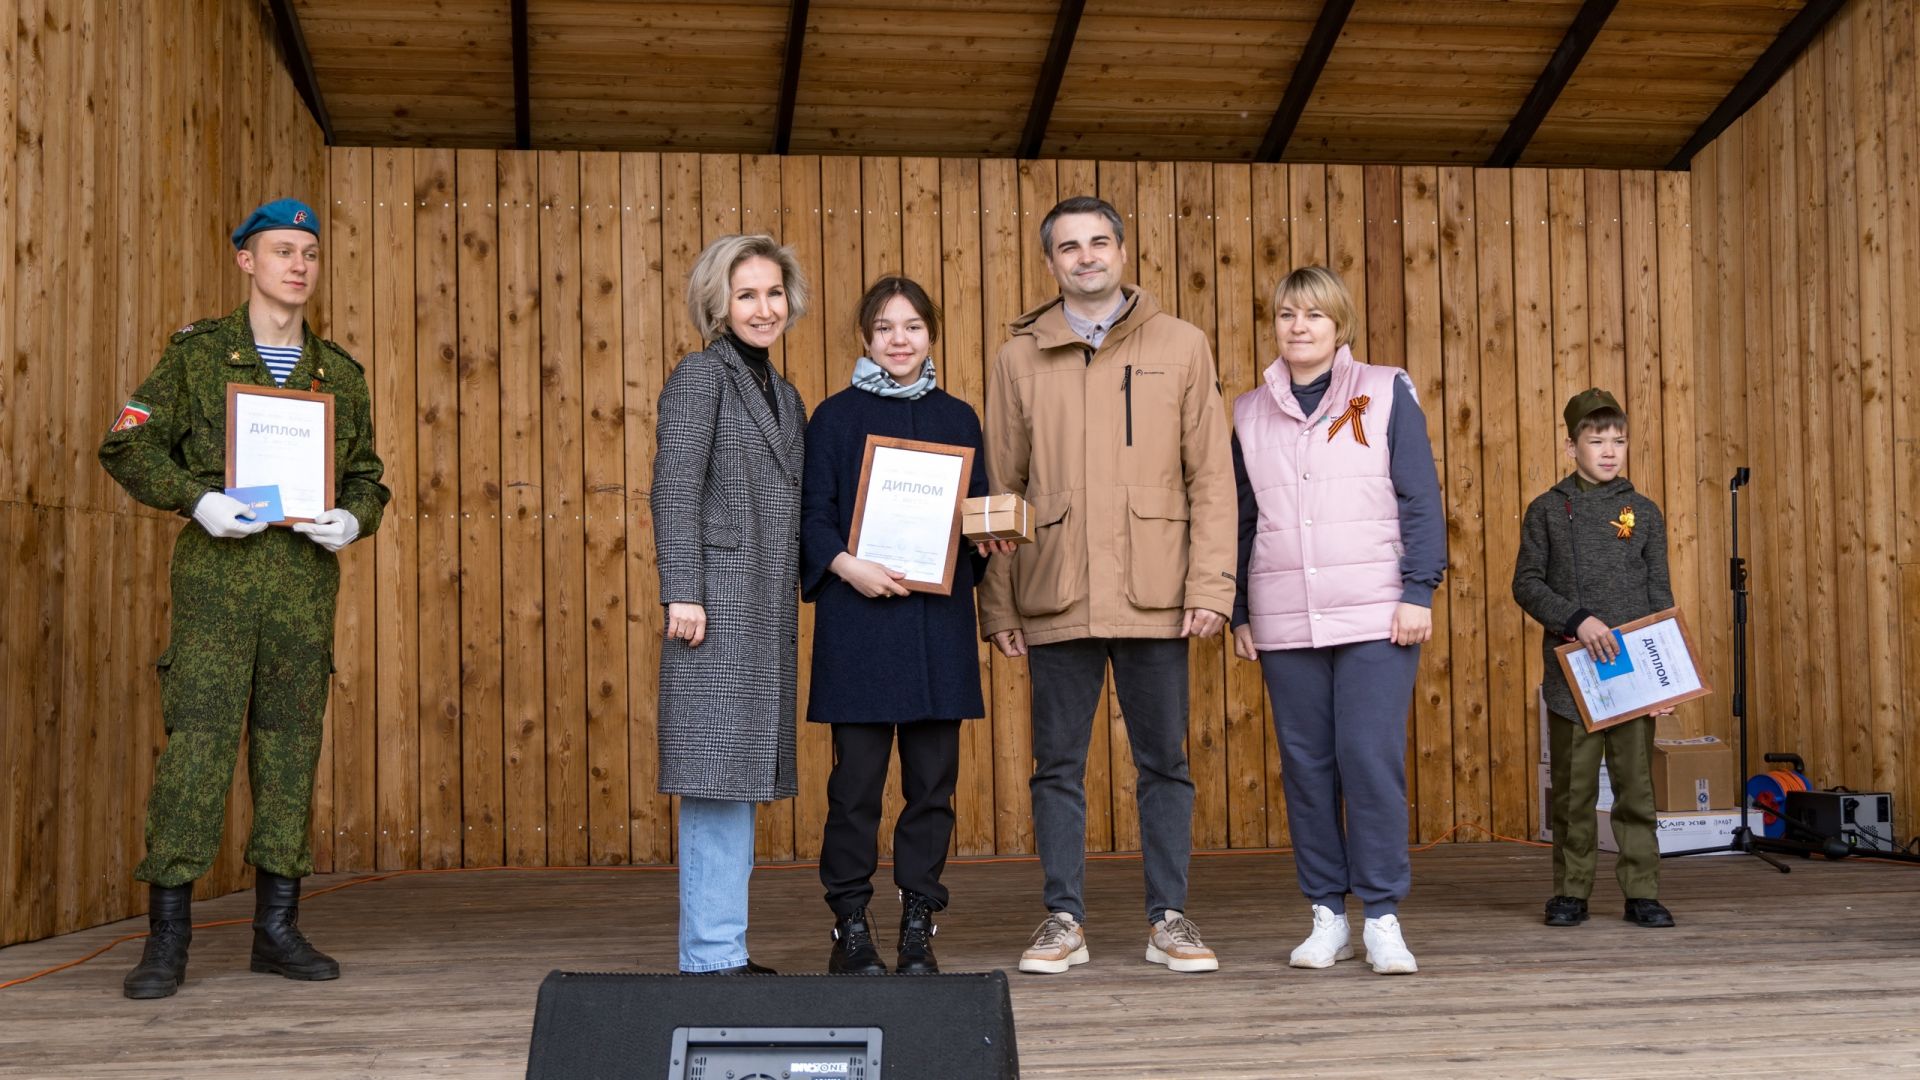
[1019,0,1086,160]
[773,0,811,155]
[512,0,531,150]
[1256,0,1354,164]
[1666,0,1848,170]
[1486,0,1618,168]
[266,0,334,145]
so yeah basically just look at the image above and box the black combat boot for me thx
[827,907,888,974]
[250,872,340,980]
[123,883,194,999]
[896,892,940,974]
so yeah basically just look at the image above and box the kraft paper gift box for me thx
[961,494,1034,545]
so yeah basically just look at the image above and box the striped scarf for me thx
[851,355,936,400]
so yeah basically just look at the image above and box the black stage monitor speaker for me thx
[525,970,1019,1080]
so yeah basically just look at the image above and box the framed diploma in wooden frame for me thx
[1554,607,1714,732]
[845,434,975,597]
[225,383,335,526]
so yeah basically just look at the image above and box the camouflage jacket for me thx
[98,302,390,534]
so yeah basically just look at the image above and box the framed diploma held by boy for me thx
[1554,607,1713,732]
[846,434,974,596]
[226,383,334,525]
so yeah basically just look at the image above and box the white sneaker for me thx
[1362,914,1418,974]
[1288,904,1354,969]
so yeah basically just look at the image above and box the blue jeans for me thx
[678,796,758,972]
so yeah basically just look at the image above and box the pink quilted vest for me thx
[1233,346,1408,650]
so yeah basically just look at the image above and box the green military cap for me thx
[1564,386,1624,434]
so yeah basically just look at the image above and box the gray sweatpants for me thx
[1029,637,1194,925]
[1259,637,1421,918]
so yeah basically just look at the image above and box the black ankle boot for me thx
[123,883,193,999]
[897,892,940,974]
[828,908,888,974]
[250,872,340,980]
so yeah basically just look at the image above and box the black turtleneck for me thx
[726,333,779,418]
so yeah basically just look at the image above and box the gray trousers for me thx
[1028,637,1194,925]
[1259,637,1421,918]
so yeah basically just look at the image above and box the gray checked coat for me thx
[651,336,806,801]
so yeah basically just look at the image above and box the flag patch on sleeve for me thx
[111,400,153,432]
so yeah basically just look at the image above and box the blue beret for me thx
[232,198,320,249]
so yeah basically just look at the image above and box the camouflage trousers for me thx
[136,525,339,887]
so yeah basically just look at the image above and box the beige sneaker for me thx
[1145,910,1219,973]
[1018,912,1089,974]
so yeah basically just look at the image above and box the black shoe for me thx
[1543,895,1589,927]
[1623,898,1675,928]
[250,872,341,980]
[697,959,777,975]
[896,892,940,974]
[828,908,888,974]
[123,884,194,999]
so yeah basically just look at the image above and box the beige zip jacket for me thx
[978,285,1236,646]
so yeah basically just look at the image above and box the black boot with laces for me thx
[897,892,940,974]
[828,907,888,974]
[250,872,340,980]
[123,883,193,999]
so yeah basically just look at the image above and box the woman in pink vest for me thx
[1230,266,1446,975]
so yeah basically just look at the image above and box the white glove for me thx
[193,491,271,539]
[293,507,360,552]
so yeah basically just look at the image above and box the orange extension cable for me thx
[8,820,1811,993]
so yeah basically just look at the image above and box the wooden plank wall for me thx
[27,4,1920,951]
[1688,0,1920,842]
[289,150,1702,884]
[0,0,328,947]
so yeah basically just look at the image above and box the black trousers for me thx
[819,721,962,917]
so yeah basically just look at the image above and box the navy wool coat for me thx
[801,385,991,725]
[651,337,806,800]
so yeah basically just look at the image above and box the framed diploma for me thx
[225,383,334,525]
[1554,607,1713,732]
[846,435,974,596]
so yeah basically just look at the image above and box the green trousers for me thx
[135,526,338,887]
[1548,711,1661,899]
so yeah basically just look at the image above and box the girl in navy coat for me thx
[801,276,1010,975]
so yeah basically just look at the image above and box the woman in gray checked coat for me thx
[652,233,809,974]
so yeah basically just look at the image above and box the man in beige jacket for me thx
[981,196,1236,975]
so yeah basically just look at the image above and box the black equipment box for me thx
[1785,790,1895,853]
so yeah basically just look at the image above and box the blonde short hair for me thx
[685,234,811,343]
[1272,265,1357,350]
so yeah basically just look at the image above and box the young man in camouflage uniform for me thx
[99,198,389,999]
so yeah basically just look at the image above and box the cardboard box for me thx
[1598,807,1752,856]
[961,494,1034,544]
[1651,735,1735,812]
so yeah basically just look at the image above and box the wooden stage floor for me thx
[3,843,1918,1078]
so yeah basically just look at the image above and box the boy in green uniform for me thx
[1512,389,1676,930]
[99,198,390,998]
